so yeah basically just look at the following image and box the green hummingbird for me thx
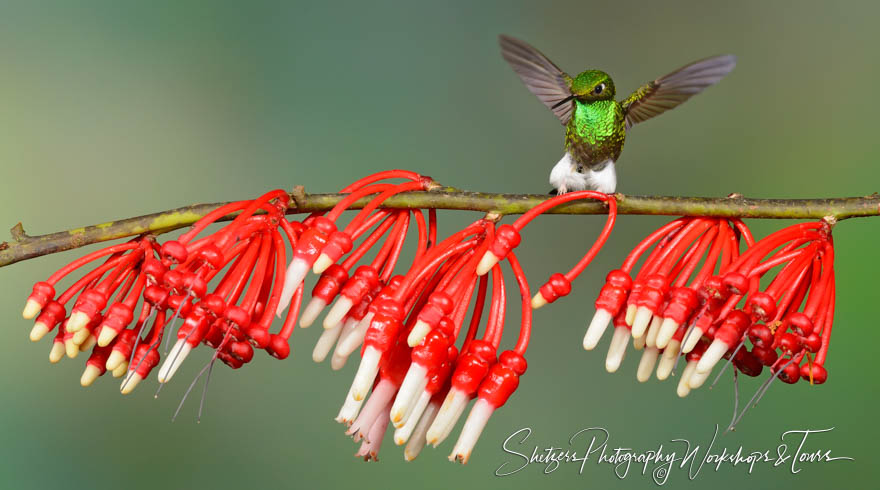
[499,35,736,194]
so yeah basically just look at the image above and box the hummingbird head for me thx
[570,70,615,102]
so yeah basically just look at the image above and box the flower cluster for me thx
[310,188,617,462]
[21,170,837,462]
[584,217,835,427]
[24,189,301,391]
[21,170,618,463]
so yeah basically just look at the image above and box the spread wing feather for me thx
[499,35,574,125]
[622,55,736,129]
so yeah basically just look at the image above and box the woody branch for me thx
[1,185,878,268]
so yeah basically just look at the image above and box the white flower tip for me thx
[404,401,439,461]
[111,362,128,378]
[677,361,697,397]
[632,334,646,351]
[624,304,637,326]
[696,339,729,375]
[299,298,327,328]
[677,381,691,398]
[29,322,49,342]
[449,399,494,465]
[681,328,704,354]
[403,447,420,462]
[390,365,428,427]
[583,309,612,350]
[120,372,143,395]
[65,339,80,359]
[427,389,469,447]
[97,328,117,347]
[656,340,680,381]
[688,369,710,390]
[407,320,431,347]
[336,391,364,426]
[66,312,90,333]
[530,293,548,310]
[350,346,382,401]
[23,299,41,320]
[48,343,65,364]
[79,334,96,352]
[80,365,101,387]
[157,340,192,383]
[475,252,499,276]
[275,258,310,317]
[330,352,349,371]
[645,316,663,348]
[636,347,659,382]
[71,327,89,346]
[604,326,630,373]
[323,296,353,330]
[631,307,653,338]
[334,313,371,357]
[655,317,680,349]
[312,253,334,274]
[312,323,342,363]
[105,350,125,371]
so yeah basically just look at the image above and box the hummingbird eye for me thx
[594,83,605,95]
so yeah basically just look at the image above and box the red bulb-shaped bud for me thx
[98,303,135,338]
[800,363,827,384]
[594,269,632,315]
[778,332,802,354]
[490,224,521,260]
[266,333,290,360]
[321,231,354,265]
[722,272,749,295]
[751,345,779,366]
[748,323,773,348]
[802,333,822,353]
[26,281,56,311]
[785,312,814,337]
[161,240,188,264]
[747,292,777,323]
[713,309,750,346]
[778,359,801,384]
[450,340,497,396]
[312,264,349,302]
[143,259,167,284]
[477,351,526,409]
[411,328,452,372]
[662,287,699,326]
[363,298,405,354]
[734,349,763,377]
[416,291,454,330]
[34,301,66,333]
[292,216,336,262]
[197,244,224,270]
[538,273,571,304]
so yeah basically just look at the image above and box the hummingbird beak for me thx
[551,94,576,110]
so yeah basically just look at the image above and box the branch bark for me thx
[2,187,878,268]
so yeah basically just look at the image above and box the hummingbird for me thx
[499,35,736,194]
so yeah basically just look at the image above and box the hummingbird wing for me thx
[499,35,574,125]
[621,55,736,130]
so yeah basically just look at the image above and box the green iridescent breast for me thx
[564,99,626,169]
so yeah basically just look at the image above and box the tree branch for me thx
[2,186,878,268]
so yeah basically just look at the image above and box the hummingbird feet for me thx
[549,153,617,195]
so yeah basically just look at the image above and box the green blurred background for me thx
[0,1,876,488]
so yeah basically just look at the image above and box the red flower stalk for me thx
[274,170,433,315]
